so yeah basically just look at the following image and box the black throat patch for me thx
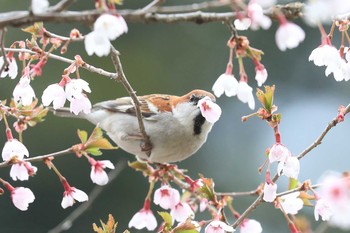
[193,113,206,135]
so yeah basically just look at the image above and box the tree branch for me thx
[0,2,305,28]
[110,46,152,156]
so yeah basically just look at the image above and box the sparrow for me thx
[53,89,221,163]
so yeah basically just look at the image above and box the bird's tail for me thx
[50,107,87,119]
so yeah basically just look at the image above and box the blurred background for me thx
[0,0,349,232]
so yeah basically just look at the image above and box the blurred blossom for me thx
[268,144,290,163]
[255,66,268,87]
[212,73,238,97]
[205,220,235,233]
[317,171,350,230]
[237,81,255,110]
[277,156,300,179]
[84,31,111,57]
[247,2,272,30]
[31,0,49,14]
[128,207,157,231]
[170,202,194,223]
[240,219,263,233]
[275,21,305,51]
[154,185,180,209]
[279,192,303,215]
[263,182,277,202]
[234,18,251,31]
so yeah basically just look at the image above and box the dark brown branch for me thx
[0,2,305,28]
[110,46,152,156]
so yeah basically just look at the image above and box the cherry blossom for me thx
[212,73,238,97]
[94,14,128,41]
[279,192,303,215]
[277,156,300,179]
[309,44,340,67]
[247,2,272,30]
[65,79,91,101]
[69,95,92,115]
[31,0,49,14]
[197,96,222,123]
[61,179,88,209]
[84,30,111,57]
[205,220,235,233]
[237,81,255,110]
[268,143,290,163]
[263,182,277,202]
[254,0,277,8]
[314,198,333,221]
[2,139,29,161]
[234,18,251,31]
[11,187,35,211]
[13,76,36,106]
[128,206,157,231]
[170,202,194,223]
[10,161,37,181]
[275,21,305,51]
[89,158,115,186]
[42,83,66,109]
[240,219,262,233]
[154,185,180,209]
[0,56,18,79]
[255,65,268,87]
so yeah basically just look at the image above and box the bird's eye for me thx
[189,94,197,102]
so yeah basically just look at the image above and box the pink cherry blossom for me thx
[268,143,290,163]
[280,192,303,215]
[11,187,35,211]
[84,30,111,57]
[277,156,300,179]
[237,81,255,110]
[65,79,91,101]
[10,161,37,181]
[275,22,305,51]
[197,97,222,123]
[13,76,36,106]
[212,73,238,97]
[154,185,180,209]
[0,56,18,79]
[240,219,262,233]
[31,0,49,14]
[128,207,157,231]
[2,139,29,161]
[61,179,88,209]
[94,14,128,41]
[314,198,333,221]
[205,220,235,233]
[263,182,277,202]
[42,83,66,109]
[247,2,272,30]
[170,202,194,223]
[255,66,268,87]
[89,158,115,186]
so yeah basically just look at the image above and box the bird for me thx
[53,89,220,163]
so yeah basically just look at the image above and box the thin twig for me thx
[137,0,164,14]
[109,46,152,156]
[0,28,9,76]
[216,189,258,197]
[5,48,116,78]
[155,0,230,13]
[0,148,73,168]
[48,159,127,233]
[232,104,350,228]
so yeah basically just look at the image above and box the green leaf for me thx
[77,129,88,143]
[173,220,199,233]
[128,160,148,171]
[86,147,103,156]
[158,211,173,227]
[87,138,117,150]
[289,178,299,190]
